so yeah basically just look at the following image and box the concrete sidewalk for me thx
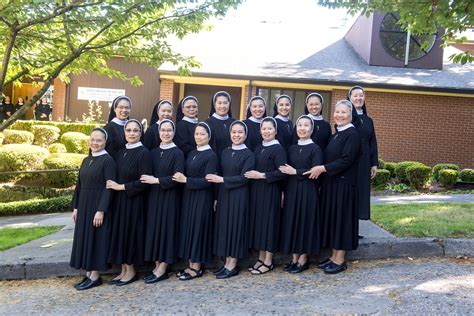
[0,194,473,280]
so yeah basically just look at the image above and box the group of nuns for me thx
[70,87,378,290]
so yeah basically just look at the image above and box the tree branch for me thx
[0,27,18,93]
[3,68,29,88]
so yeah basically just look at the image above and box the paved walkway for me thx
[371,193,474,205]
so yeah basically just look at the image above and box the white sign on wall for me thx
[78,87,125,102]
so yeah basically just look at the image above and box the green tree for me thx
[0,0,240,131]
[318,0,473,64]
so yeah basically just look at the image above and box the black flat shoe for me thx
[324,261,347,274]
[358,235,364,239]
[116,275,138,286]
[144,272,169,284]
[283,261,296,272]
[216,266,240,279]
[250,262,273,275]
[77,277,102,291]
[317,258,332,269]
[179,267,203,281]
[248,259,264,272]
[289,262,309,274]
[213,266,225,275]
[74,276,89,289]
[108,278,121,285]
[176,269,186,278]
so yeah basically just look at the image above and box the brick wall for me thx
[52,78,66,121]
[159,79,174,101]
[330,89,474,168]
[242,85,257,119]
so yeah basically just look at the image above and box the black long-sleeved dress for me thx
[108,145,151,266]
[275,117,293,151]
[320,126,361,251]
[3,102,14,119]
[143,123,160,151]
[205,115,236,159]
[281,142,323,255]
[0,103,5,122]
[175,120,197,158]
[249,143,287,253]
[243,119,262,152]
[355,113,378,220]
[144,146,184,264]
[103,121,126,159]
[178,148,218,263]
[213,147,255,259]
[35,103,51,121]
[292,119,331,151]
[70,154,116,271]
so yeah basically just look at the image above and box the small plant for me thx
[81,100,104,124]
[459,169,474,183]
[387,183,412,193]
[395,161,424,184]
[372,169,390,187]
[432,163,459,182]
[438,169,459,188]
[2,129,34,145]
[378,159,386,169]
[385,162,397,178]
[48,143,67,154]
[32,125,60,147]
[406,163,431,189]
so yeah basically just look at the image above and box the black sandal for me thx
[179,267,203,281]
[250,262,274,275]
[248,259,264,272]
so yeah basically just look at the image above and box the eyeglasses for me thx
[125,128,141,133]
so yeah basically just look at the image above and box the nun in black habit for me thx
[70,128,116,291]
[206,120,255,279]
[174,96,199,157]
[279,115,323,274]
[243,96,266,151]
[34,97,52,121]
[173,122,218,281]
[106,119,152,286]
[141,119,185,284]
[245,117,287,275]
[348,86,379,225]
[144,99,173,150]
[205,91,236,159]
[103,96,131,159]
[273,94,294,151]
[305,100,361,275]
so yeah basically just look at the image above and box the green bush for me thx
[0,195,72,216]
[395,161,422,183]
[385,162,397,178]
[371,169,391,187]
[10,120,100,137]
[459,169,474,183]
[2,129,34,144]
[0,144,49,181]
[60,132,89,154]
[0,132,3,145]
[32,125,60,147]
[43,153,86,187]
[406,163,431,189]
[378,159,386,169]
[438,169,459,188]
[432,163,459,182]
[48,143,67,154]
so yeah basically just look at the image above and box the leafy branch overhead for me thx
[318,0,473,64]
[0,0,241,131]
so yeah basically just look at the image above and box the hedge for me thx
[432,163,459,182]
[438,169,458,188]
[48,143,67,153]
[32,125,61,147]
[371,169,390,187]
[459,169,474,183]
[378,159,386,169]
[43,153,86,187]
[0,195,72,216]
[385,162,397,178]
[0,144,49,181]
[406,163,431,189]
[395,161,422,184]
[60,132,89,154]
[2,129,34,145]
[10,120,100,137]
[0,132,3,145]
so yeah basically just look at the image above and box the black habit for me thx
[243,119,263,152]
[174,120,197,157]
[35,103,51,121]
[293,119,331,151]
[275,117,294,151]
[205,116,236,159]
[103,121,126,159]
[143,123,160,151]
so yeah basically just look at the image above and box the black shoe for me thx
[116,275,138,286]
[176,269,186,278]
[216,266,240,279]
[179,267,203,281]
[283,261,296,272]
[358,235,364,239]
[77,277,102,291]
[317,258,332,269]
[212,265,225,275]
[324,261,347,274]
[289,262,309,274]
[74,276,89,289]
[144,272,169,284]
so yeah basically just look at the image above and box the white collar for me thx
[337,123,355,132]
[155,120,161,125]
[112,117,127,126]
[183,116,198,124]
[262,139,280,147]
[307,113,323,121]
[356,109,364,115]
[298,139,314,146]
[126,141,143,149]
[232,144,247,150]
[159,142,177,150]
[248,116,262,123]
[197,144,211,151]
[275,115,289,122]
[91,149,108,157]
[212,113,229,120]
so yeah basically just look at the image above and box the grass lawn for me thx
[372,202,474,238]
[0,226,64,251]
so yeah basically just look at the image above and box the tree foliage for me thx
[0,0,241,131]
[318,0,473,64]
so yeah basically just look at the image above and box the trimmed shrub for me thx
[2,129,34,144]
[378,159,386,169]
[406,163,431,189]
[32,125,60,147]
[9,120,34,132]
[48,143,67,154]
[371,169,391,188]
[60,132,89,154]
[0,132,3,145]
[385,162,397,178]
[43,153,86,187]
[0,195,72,216]
[395,161,421,183]
[10,120,100,136]
[0,144,49,181]
[438,169,459,188]
[432,163,459,182]
[459,169,474,183]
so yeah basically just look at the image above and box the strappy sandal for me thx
[179,267,203,281]
[176,269,186,278]
[250,262,274,275]
[248,259,264,272]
